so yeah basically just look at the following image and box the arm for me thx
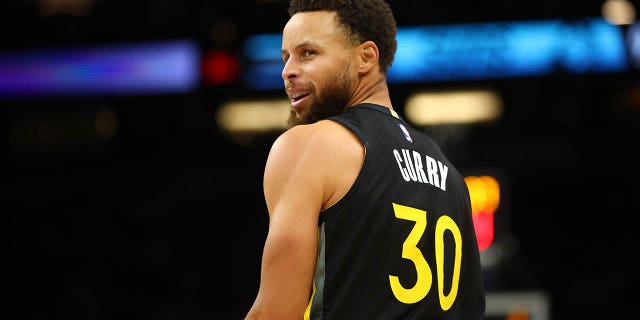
[244,125,326,320]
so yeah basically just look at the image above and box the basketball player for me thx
[244,0,486,319]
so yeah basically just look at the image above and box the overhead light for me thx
[602,0,636,26]
[216,98,289,133]
[404,89,503,126]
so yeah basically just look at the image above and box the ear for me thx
[357,40,379,74]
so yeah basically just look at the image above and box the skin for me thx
[244,10,394,320]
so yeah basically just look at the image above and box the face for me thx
[281,11,358,128]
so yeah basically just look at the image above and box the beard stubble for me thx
[286,64,353,129]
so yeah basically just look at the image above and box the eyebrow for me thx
[282,41,315,56]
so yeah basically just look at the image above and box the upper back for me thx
[306,103,486,319]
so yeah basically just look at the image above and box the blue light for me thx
[0,40,200,99]
[242,17,629,90]
[243,33,284,90]
[627,21,640,69]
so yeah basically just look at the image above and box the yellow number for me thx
[389,203,463,311]
[389,203,432,304]
[435,215,462,311]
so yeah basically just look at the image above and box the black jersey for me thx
[305,103,485,320]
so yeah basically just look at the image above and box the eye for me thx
[302,49,316,58]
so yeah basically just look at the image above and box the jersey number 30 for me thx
[388,203,462,310]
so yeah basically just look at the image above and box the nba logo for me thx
[398,124,412,143]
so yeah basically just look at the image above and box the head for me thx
[281,0,397,128]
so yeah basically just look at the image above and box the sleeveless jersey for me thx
[305,103,485,319]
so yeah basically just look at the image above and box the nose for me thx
[281,58,299,80]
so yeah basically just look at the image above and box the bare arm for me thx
[244,120,364,319]
[244,125,326,320]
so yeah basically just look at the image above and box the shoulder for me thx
[264,119,363,209]
[269,119,360,162]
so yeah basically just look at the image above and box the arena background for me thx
[3,0,638,319]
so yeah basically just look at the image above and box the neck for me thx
[347,75,393,110]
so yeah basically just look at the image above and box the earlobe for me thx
[359,40,379,73]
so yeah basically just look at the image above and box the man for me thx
[245,0,485,319]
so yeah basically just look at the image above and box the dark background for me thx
[3,0,639,319]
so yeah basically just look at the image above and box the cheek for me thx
[316,60,351,86]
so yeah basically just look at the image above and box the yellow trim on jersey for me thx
[304,228,322,319]
[304,279,316,319]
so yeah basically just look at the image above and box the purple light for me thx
[0,40,200,99]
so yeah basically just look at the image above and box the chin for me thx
[286,113,301,129]
[287,111,312,128]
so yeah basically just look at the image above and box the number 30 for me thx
[388,203,462,310]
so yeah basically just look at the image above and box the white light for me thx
[602,0,636,26]
[216,99,290,133]
[404,90,503,126]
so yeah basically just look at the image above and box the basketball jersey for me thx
[305,103,485,319]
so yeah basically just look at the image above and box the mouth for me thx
[290,92,310,109]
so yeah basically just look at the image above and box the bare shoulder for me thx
[270,120,361,163]
[265,119,364,210]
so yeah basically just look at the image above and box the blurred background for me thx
[3,0,639,319]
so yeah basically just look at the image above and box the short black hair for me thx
[288,0,397,75]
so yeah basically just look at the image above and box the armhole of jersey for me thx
[318,115,368,220]
[329,116,365,143]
